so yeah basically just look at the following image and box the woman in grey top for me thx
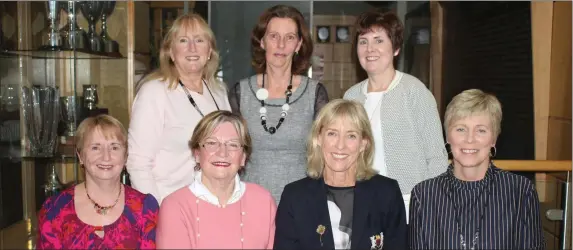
[229,5,329,202]
[343,10,447,221]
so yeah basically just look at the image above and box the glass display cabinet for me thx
[0,1,134,248]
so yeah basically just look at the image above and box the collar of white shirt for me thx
[188,171,246,207]
[362,70,404,94]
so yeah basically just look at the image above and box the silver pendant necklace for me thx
[449,182,493,250]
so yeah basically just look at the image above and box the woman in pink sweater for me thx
[127,14,230,205]
[157,111,276,249]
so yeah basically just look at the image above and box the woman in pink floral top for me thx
[37,115,158,249]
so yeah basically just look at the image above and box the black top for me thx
[409,164,545,249]
[326,185,355,249]
[274,175,408,250]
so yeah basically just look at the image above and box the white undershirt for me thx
[362,71,411,223]
[364,91,387,176]
[189,171,245,207]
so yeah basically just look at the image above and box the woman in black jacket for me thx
[274,99,407,250]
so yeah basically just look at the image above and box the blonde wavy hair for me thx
[139,13,223,92]
[306,99,377,181]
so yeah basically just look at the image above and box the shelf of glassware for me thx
[0,48,129,185]
[0,49,125,59]
[2,47,131,120]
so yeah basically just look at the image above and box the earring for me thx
[208,56,211,60]
[444,142,451,154]
[490,146,497,158]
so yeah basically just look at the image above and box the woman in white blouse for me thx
[127,13,230,204]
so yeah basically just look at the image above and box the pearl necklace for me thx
[195,198,246,249]
[255,74,292,134]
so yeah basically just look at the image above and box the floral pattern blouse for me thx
[37,184,158,249]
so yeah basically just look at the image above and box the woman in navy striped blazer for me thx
[408,89,545,249]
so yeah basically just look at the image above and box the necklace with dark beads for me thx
[85,182,122,215]
[255,74,292,134]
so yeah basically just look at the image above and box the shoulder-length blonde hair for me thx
[139,13,223,92]
[307,99,377,181]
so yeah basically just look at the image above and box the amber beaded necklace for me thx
[85,182,122,215]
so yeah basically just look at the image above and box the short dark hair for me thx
[355,10,404,52]
[251,5,313,75]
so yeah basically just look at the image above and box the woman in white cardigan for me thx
[127,14,230,204]
[343,10,447,221]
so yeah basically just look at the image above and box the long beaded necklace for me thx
[195,197,246,248]
[179,79,220,117]
[255,74,292,134]
[85,182,122,215]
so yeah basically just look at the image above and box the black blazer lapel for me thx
[351,181,373,250]
[308,178,335,249]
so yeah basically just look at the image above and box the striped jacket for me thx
[343,72,448,195]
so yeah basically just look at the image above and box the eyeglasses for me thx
[201,140,244,152]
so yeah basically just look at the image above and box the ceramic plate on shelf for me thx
[336,26,350,43]
[316,26,330,43]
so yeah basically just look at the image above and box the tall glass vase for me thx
[21,86,60,157]
[21,86,63,197]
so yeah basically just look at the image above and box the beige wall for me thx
[532,1,572,161]
[531,2,572,249]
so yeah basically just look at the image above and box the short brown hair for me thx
[355,10,404,52]
[251,5,313,75]
[307,99,377,181]
[188,111,252,172]
[76,114,127,154]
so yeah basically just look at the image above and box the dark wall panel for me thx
[442,2,534,160]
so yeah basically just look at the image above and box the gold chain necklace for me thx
[85,182,122,215]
